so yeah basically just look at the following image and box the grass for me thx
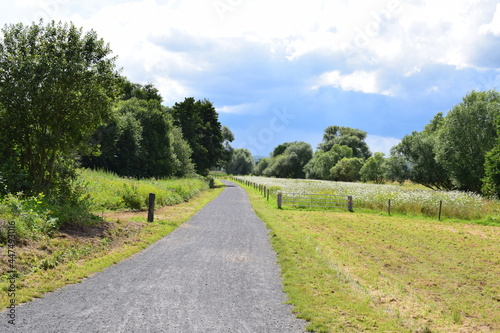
[238,180,500,332]
[0,175,224,309]
[81,168,209,211]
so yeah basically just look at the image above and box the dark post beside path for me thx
[148,193,156,222]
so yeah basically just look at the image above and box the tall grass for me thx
[0,169,210,243]
[234,176,500,220]
[79,169,209,211]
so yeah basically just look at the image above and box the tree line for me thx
[0,20,232,207]
[227,90,500,198]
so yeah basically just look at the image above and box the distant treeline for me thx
[227,90,500,198]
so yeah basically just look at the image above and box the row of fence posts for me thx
[232,177,271,201]
[231,177,354,211]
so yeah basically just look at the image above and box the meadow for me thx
[234,176,500,221]
[237,180,500,332]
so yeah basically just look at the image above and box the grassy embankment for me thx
[0,169,224,308]
[237,179,500,332]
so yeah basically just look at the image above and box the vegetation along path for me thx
[1,181,306,332]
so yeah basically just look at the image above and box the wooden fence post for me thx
[438,200,443,221]
[277,192,282,209]
[388,199,391,216]
[148,193,156,222]
[347,196,353,212]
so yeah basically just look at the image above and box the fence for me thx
[277,192,353,211]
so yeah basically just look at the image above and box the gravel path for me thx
[2,180,307,332]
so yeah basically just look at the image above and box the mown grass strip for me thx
[239,181,500,333]
[0,181,224,309]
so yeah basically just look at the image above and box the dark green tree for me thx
[262,142,313,179]
[360,152,386,183]
[225,149,254,175]
[171,98,225,176]
[331,157,364,182]
[254,157,271,176]
[318,126,371,159]
[0,20,121,196]
[304,144,353,180]
[436,90,500,192]
[384,147,410,185]
[392,113,453,190]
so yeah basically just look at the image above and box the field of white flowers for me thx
[234,176,500,220]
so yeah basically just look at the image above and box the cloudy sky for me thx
[3,0,500,156]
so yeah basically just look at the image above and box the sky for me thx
[2,0,500,157]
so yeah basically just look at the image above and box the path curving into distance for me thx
[2,180,306,332]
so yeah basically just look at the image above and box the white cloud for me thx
[366,135,401,155]
[312,70,395,96]
[217,102,264,115]
[481,3,500,36]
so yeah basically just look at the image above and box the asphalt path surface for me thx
[2,180,307,332]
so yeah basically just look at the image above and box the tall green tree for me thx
[225,149,254,175]
[318,126,371,159]
[436,90,500,192]
[0,20,121,196]
[263,142,313,179]
[482,115,500,197]
[392,113,453,190]
[304,144,353,180]
[331,157,364,182]
[360,152,386,183]
[171,98,225,176]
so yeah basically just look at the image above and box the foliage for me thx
[0,20,121,197]
[391,113,453,190]
[221,126,235,167]
[118,78,163,102]
[82,97,195,178]
[305,145,353,180]
[383,147,410,185]
[360,152,386,183]
[482,111,500,198]
[254,157,271,176]
[262,142,313,179]
[317,126,371,159]
[0,193,59,242]
[330,157,364,182]
[225,148,254,175]
[171,97,225,176]
[436,90,500,192]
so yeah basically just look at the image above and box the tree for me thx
[225,149,254,175]
[384,147,410,185]
[330,158,364,182]
[262,142,313,179]
[254,158,271,176]
[118,78,163,102]
[436,90,500,192]
[482,103,500,198]
[318,126,371,159]
[0,20,121,196]
[221,126,235,166]
[171,98,225,176]
[82,96,196,179]
[360,152,385,183]
[304,144,353,180]
[392,113,453,190]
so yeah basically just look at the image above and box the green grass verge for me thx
[81,168,209,211]
[0,180,225,309]
[239,182,500,332]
